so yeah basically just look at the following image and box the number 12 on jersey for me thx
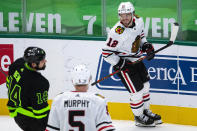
[107,38,118,47]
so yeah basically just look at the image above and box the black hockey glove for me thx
[142,42,155,61]
[113,58,132,71]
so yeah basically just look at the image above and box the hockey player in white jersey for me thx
[102,2,162,127]
[46,65,115,131]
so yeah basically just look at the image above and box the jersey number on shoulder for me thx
[37,91,48,104]
[107,38,118,47]
[69,110,85,131]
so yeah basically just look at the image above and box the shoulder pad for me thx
[56,92,64,96]
[134,14,140,19]
[95,93,105,99]
[115,26,125,35]
[53,92,64,102]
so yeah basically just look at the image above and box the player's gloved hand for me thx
[142,42,155,61]
[113,58,133,71]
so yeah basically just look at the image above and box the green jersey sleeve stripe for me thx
[9,107,48,119]
[32,105,50,114]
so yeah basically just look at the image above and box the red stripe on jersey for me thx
[119,52,127,55]
[130,100,143,106]
[102,52,111,56]
[122,71,135,93]
[102,52,112,57]
[98,125,114,131]
[143,94,150,99]
[141,33,144,36]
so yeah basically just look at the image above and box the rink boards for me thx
[0,38,197,126]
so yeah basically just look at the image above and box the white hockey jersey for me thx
[46,91,115,131]
[102,16,147,66]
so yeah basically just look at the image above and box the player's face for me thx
[119,13,132,27]
[38,59,47,70]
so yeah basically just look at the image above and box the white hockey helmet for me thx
[71,64,91,85]
[118,2,135,14]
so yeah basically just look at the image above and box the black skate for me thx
[134,114,155,127]
[144,109,162,125]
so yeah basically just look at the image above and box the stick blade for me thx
[170,22,179,43]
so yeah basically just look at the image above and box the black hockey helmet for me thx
[23,47,46,63]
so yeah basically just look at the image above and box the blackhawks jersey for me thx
[102,16,147,66]
[46,92,115,131]
[6,57,50,119]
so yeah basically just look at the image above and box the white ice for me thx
[0,116,197,131]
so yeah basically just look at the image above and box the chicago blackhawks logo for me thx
[115,26,124,34]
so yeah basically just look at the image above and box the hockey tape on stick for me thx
[153,22,179,54]
[91,23,179,86]
[170,22,179,43]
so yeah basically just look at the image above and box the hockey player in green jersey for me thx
[7,47,50,131]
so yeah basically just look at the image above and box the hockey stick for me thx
[91,23,179,86]
[0,67,8,77]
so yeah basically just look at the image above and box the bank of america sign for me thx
[95,55,197,96]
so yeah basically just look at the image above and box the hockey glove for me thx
[113,58,132,71]
[142,42,155,61]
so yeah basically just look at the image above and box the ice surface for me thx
[0,116,197,131]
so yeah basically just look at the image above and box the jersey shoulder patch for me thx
[95,93,105,99]
[115,26,125,34]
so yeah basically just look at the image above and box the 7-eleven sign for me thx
[0,44,13,85]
